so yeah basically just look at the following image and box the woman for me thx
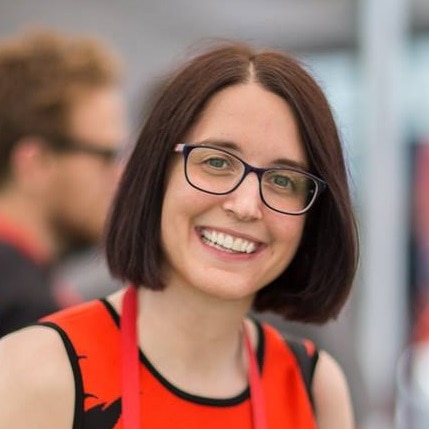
[0,43,358,429]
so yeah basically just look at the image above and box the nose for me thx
[112,159,125,185]
[102,159,124,198]
[222,172,263,221]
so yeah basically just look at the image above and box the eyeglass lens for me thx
[184,146,318,214]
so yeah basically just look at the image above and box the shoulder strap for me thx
[286,339,319,409]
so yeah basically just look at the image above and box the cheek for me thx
[161,164,187,238]
[272,215,306,256]
[162,182,204,234]
[162,160,203,217]
[52,163,107,216]
[161,167,220,255]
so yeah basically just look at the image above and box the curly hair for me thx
[0,28,121,185]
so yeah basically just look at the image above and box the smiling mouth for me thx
[200,228,258,254]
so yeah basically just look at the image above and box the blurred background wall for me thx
[1,1,429,428]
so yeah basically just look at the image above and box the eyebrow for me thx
[194,138,309,171]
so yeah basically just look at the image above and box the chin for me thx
[189,271,263,302]
[63,231,100,255]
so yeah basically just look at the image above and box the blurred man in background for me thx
[0,29,127,336]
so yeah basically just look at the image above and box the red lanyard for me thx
[120,286,267,429]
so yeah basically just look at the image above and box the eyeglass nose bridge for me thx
[228,161,266,195]
[226,160,277,214]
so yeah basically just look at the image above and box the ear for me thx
[10,137,57,192]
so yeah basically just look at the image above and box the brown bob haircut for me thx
[106,42,358,323]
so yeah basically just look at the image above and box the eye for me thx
[271,174,293,188]
[189,147,241,176]
[204,156,229,169]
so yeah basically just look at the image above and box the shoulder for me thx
[313,351,355,429]
[0,325,75,429]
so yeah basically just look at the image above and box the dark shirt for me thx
[0,242,59,337]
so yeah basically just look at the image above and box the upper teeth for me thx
[201,229,257,253]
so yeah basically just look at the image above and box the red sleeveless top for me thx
[42,299,317,429]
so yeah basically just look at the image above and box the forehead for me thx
[185,82,307,166]
[67,87,128,147]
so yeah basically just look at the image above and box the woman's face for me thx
[160,82,307,304]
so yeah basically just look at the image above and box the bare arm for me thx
[313,351,355,429]
[0,326,75,429]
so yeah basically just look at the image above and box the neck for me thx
[111,284,257,398]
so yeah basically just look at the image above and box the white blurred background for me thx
[1,1,429,428]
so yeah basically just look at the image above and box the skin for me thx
[0,81,354,428]
[0,86,127,259]
[48,87,127,250]
[161,82,307,303]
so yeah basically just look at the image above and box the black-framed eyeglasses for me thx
[48,136,120,162]
[174,143,327,215]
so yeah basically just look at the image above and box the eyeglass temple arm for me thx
[174,143,186,153]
